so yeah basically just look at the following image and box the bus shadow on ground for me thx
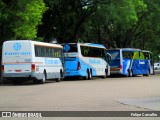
[0,74,153,85]
[0,79,57,86]
[63,75,137,81]
[63,77,88,81]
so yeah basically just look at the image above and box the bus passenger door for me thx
[131,52,141,75]
[104,52,111,75]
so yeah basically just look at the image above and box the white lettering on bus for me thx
[139,61,145,65]
[89,59,101,64]
[45,58,59,65]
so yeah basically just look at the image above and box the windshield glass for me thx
[63,44,78,52]
[108,50,120,61]
[122,51,133,59]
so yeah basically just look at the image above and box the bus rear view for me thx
[108,49,123,74]
[63,44,81,77]
[2,40,65,84]
[2,40,33,83]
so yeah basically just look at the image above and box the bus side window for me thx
[46,47,49,57]
[35,46,38,57]
[81,46,89,57]
[131,53,133,59]
[144,52,148,60]
[133,52,139,60]
[58,49,61,57]
[54,49,58,57]
[140,52,145,60]
[41,47,45,57]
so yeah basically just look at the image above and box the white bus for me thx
[63,43,111,79]
[1,40,65,84]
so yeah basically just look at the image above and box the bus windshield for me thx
[108,50,120,61]
[122,51,133,59]
[63,44,78,53]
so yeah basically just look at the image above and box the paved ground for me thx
[0,72,160,120]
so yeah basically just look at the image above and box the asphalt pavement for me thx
[0,71,160,120]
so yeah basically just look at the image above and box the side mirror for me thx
[107,53,112,61]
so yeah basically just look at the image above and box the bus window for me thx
[63,44,78,53]
[108,50,120,61]
[122,52,133,59]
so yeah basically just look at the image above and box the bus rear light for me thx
[1,65,4,72]
[77,62,81,70]
[15,70,21,72]
[120,65,122,69]
[31,64,36,72]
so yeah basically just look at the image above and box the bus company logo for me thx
[64,44,70,52]
[13,43,21,51]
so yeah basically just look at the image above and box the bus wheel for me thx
[126,70,130,77]
[143,70,149,77]
[40,71,46,84]
[83,70,90,80]
[127,70,132,77]
[129,70,133,77]
[102,69,108,78]
[56,71,62,82]
[89,70,92,79]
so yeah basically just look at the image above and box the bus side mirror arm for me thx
[106,53,111,62]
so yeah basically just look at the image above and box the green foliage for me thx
[39,0,98,43]
[81,0,144,47]
[0,0,159,59]
[13,0,46,39]
[132,0,160,60]
[0,0,46,43]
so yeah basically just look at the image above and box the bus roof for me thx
[142,50,152,53]
[63,43,106,49]
[108,48,141,52]
[4,40,63,48]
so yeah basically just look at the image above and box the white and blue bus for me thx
[2,40,65,84]
[107,48,152,77]
[63,43,111,79]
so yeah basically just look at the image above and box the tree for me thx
[82,0,148,47]
[0,0,46,44]
[37,0,159,59]
[38,0,103,43]
[141,0,160,61]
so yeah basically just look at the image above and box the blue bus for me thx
[107,48,151,77]
[63,43,111,79]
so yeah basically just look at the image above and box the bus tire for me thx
[129,70,133,77]
[40,71,46,84]
[102,69,108,78]
[83,69,90,80]
[89,69,92,79]
[56,70,62,82]
[143,70,149,77]
[126,70,130,77]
